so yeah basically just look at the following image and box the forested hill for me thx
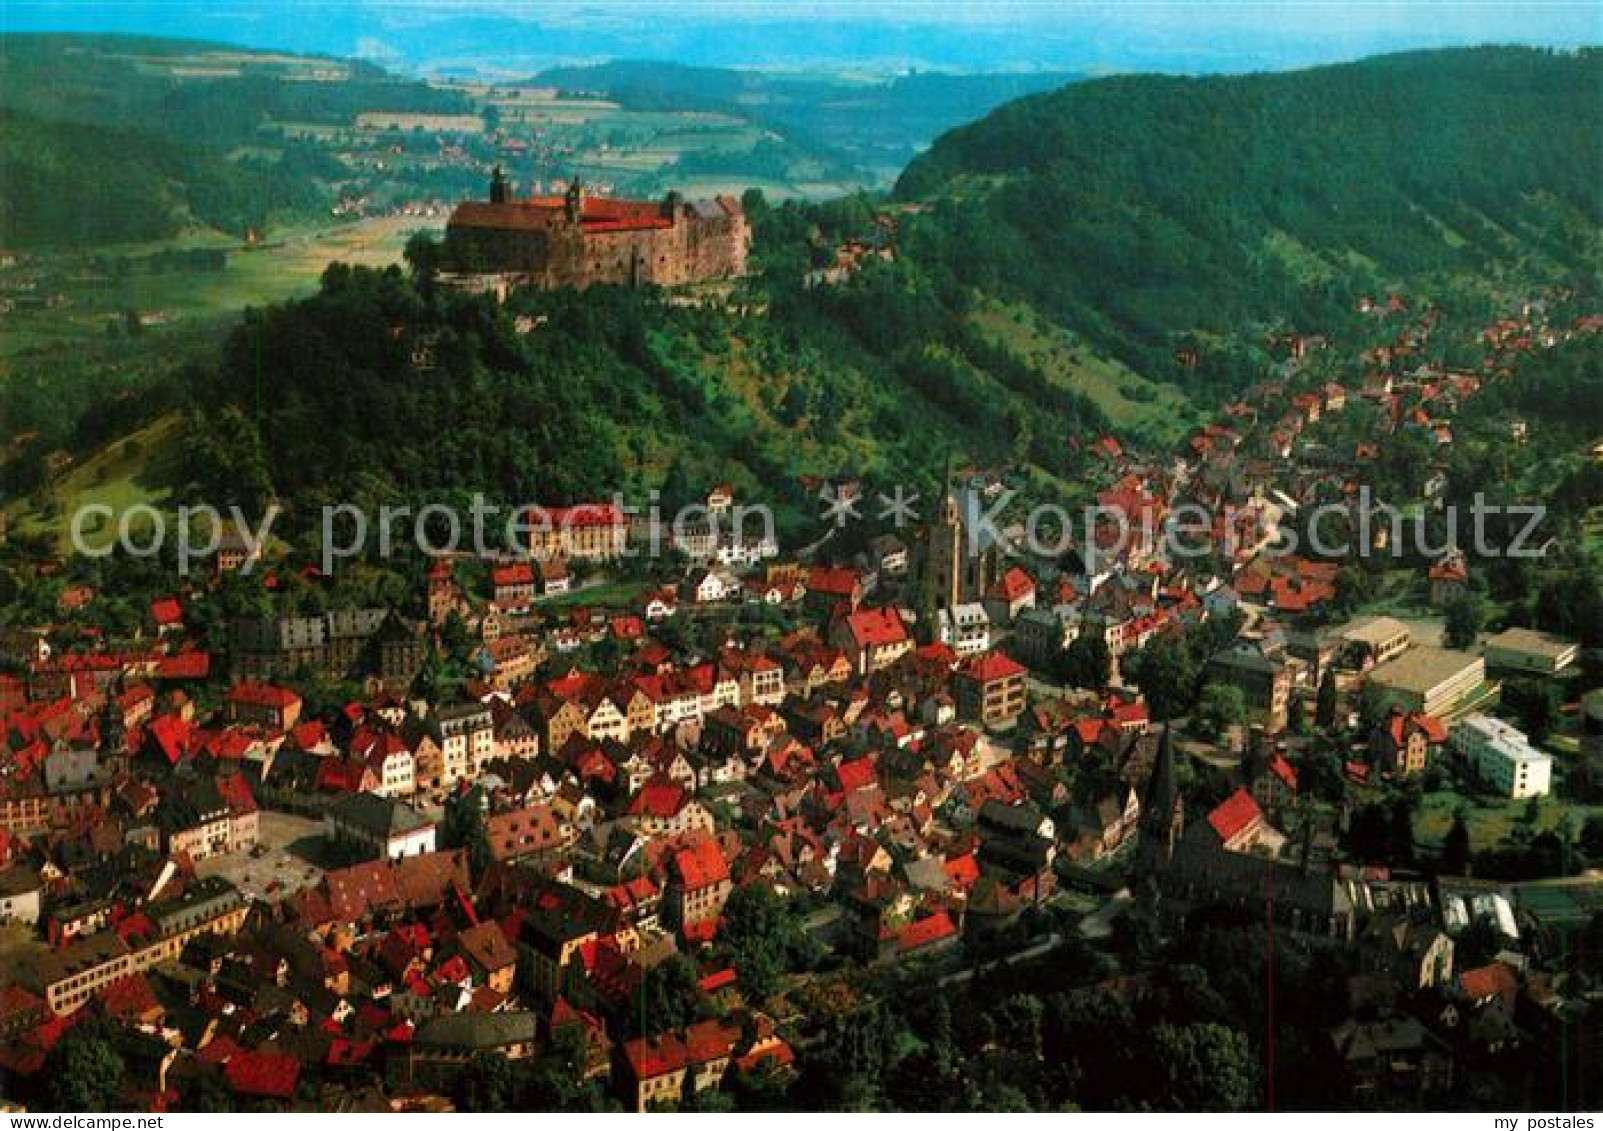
[895,47,1602,379]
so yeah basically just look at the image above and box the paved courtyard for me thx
[193,810,326,904]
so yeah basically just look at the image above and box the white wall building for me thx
[940,603,992,657]
[1450,714,1552,799]
[438,702,495,785]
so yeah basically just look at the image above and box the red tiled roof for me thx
[943,853,980,890]
[988,566,1036,602]
[146,714,191,765]
[96,974,161,1021]
[698,968,737,993]
[845,607,908,649]
[836,756,877,793]
[216,773,259,816]
[672,838,729,890]
[913,641,958,667]
[1459,962,1518,1005]
[227,680,301,710]
[225,1049,302,1099]
[524,502,625,528]
[492,562,535,588]
[807,565,860,598]
[290,720,328,749]
[898,911,957,953]
[960,651,1026,684]
[627,777,687,819]
[1206,788,1263,844]
[623,1031,688,1080]
[327,1038,375,1067]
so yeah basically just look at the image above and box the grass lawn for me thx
[1412,785,1603,855]
[4,412,186,550]
[967,299,1197,442]
[541,578,651,611]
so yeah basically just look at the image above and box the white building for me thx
[715,531,778,568]
[0,865,43,925]
[324,794,438,859]
[683,568,740,604]
[940,602,992,657]
[1450,714,1552,799]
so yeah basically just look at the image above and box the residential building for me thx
[664,839,732,940]
[524,503,629,561]
[438,702,495,786]
[1369,710,1447,776]
[831,607,913,675]
[224,680,303,731]
[1013,604,1080,667]
[619,1020,741,1112]
[983,566,1037,625]
[954,651,1028,727]
[939,602,992,657]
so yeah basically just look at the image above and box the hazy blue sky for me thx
[4,0,1598,73]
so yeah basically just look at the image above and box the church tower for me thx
[915,454,964,641]
[1139,724,1184,869]
[489,165,510,205]
[564,176,586,222]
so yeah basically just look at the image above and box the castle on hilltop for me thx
[444,168,750,291]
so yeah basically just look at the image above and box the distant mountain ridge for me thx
[533,60,1085,176]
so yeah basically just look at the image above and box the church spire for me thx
[1140,723,1183,865]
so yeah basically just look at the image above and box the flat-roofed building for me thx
[1450,714,1552,799]
[1339,616,1412,668]
[1368,647,1484,718]
[1482,627,1577,678]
